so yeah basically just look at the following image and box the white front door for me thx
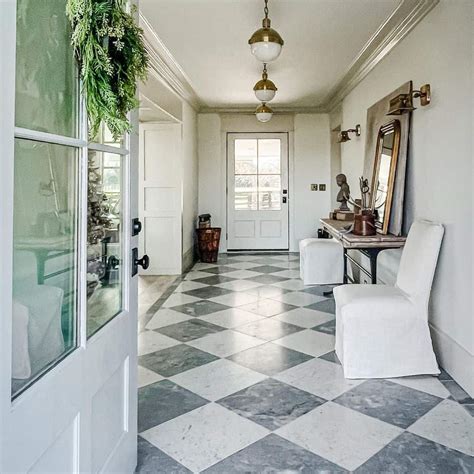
[227,133,289,250]
[0,1,139,472]
[139,123,182,275]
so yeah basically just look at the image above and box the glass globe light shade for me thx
[255,103,273,123]
[250,41,282,63]
[253,73,277,102]
[255,87,276,102]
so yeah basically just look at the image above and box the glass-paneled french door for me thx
[1,1,139,472]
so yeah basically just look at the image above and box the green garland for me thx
[66,0,148,139]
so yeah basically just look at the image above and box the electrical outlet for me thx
[311,184,318,191]
[319,184,327,191]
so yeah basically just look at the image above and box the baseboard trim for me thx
[182,246,197,273]
[430,323,474,397]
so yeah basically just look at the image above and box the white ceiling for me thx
[139,0,401,110]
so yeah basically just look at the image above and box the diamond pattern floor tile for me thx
[239,298,297,317]
[171,300,230,317]
[234,318,303,341]
[136,436,191,473]
[155,319,225,342]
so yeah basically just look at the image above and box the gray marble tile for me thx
[355,432,474,473]
[201,265,239,274]
[319,350,341,365]
[136,436,192,473]
[228,342,313,376]
[193,275,236,286]
[301,285,337,296]
[312,319,336,335]
[138,344,219,377]
[245,274,290,284]
[138,380,208,432]
[218,378,325,430]
[441,379,474,404]
[183,285,234,299]
[334,379,442,429]
[156,319,225,342]
[171,300,230,317]
[203,434,347,473]
[235,318,304,341]
[463,404,474,417]
[438,367,453,381]
[248,265,288,274]
[305,298,336,314]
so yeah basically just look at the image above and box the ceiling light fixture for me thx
[255,103,273,123]
[253,63,277,102]
[248,0,284,63]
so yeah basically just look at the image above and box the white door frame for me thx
[0,1,138,471]
[226,132,290,251]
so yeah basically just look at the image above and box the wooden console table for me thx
[320,218,406,284]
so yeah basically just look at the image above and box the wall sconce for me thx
[387,83,431,115]
[338,124,361,143]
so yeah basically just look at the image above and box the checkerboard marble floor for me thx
[136,253,474,473]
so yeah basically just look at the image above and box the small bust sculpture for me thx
[336,173,351,211]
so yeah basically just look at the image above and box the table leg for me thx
[343,247,348,284]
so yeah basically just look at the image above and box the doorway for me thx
[227,133,289,250]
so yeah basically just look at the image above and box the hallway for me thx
[136,255,473,473]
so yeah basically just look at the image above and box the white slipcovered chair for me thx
[334,220,444,379]
[299,238,344,285]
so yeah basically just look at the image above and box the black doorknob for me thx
[135,254,150,270]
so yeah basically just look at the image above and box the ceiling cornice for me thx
[140,13,202,111]
[323,0,439,112]
[139,0,439,115]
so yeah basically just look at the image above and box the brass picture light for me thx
[387,83,431,115]
[338,124,361,143]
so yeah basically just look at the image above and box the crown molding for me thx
[324,0,439,112]
[140,13,202,111]
[139,0,439,115]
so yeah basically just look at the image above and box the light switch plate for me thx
[319,184,327,191]
[311,184,318,191]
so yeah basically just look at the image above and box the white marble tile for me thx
[225,261,262,270]
[244,285,289,298]
[170,359,267,401]
[273,308,333,328]
[271,279,307,291]
[274,329,335,357]
[162,293,201,308]
[214,280,263,293]
[408,399,474,456]
[185,270,214,280]
[200,308,265,329]
[174,280,209,293]
[141,403,269,472]
[223,269,262,279]
[387,375,450,399]
[138,365,164,388]
[145,308,193,330]
[275,357,363,400]
[192,262,218,270]
[271,269,301,279]
[187,329,265,357]
[208,291,260,307]
[271,291,327,307]
[138,330,180,356]
[240,299,295,317]
[276,402,402,471]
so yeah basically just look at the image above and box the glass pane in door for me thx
[12,139,78,397]
[234,175,258,210]
[15,0,78,137]
[258,175,281,210]
[87,151,123,338]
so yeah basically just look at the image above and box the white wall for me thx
[181,102,199,265]
[339,0,473,394]
[198,113,331,252]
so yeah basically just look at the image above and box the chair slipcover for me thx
[299,238,344,285]
[334,220,444,379]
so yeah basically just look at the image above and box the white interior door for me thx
[227,133,289,250]
[1,1,138,472]
[139,123,182,275]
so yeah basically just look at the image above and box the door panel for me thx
[227,133,289,250]
[139,123,182,275]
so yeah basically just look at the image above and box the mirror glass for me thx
[371,120,401,233]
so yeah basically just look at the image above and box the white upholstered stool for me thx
[299,238,344,285]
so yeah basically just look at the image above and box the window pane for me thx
[258,175,281,210]
[87,151,123,338]
[235,139,257,174]
[91,123,125,148]
[15,0,78,137]
[235,175,257,210]
[12,139,78,397]
[258,139,281,174]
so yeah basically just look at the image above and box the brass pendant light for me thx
[253,63,277,102]
[248,0,284,63]
[255,103,273,123]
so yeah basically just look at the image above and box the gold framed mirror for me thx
[371,120,401,234]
